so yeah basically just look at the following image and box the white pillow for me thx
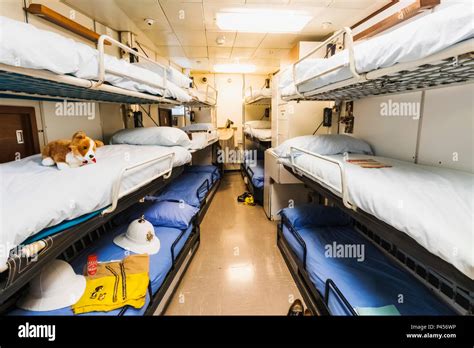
[110,127,192,148]
[245,120,271,129]
[273,134,373,158]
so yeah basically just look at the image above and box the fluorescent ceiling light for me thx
[216,9,312,33]
[213,63,256,74]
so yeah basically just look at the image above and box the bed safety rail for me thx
[324,279,358,316]
[188,82,218,107]
[170,215,198,268]
[102,153,175,215]
[205,84,218,105]
[289,146,356,211]
[281,216,308,270]
[292,27,360,99]
[196,178,211,204]
[244,83,272,105]
[95,35,168,93]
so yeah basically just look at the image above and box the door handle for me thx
[16,130,24,144]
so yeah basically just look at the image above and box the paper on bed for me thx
[0,145,191,267]
[293,153,474,279]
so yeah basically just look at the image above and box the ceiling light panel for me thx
[216,9,312,33]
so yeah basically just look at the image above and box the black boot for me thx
[287,299,304,316]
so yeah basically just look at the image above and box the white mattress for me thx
[245,128,272,142]
[0,145,191,266]
[280,4,474,96]
[292,153,474,279]
[0,16,192,102]
[245,87,272,103]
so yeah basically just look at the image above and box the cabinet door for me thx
[0,106,39,163]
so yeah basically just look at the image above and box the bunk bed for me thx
[187,83,218,108]
[0,16,221,316]
[278,204,459,316]
[274,3,474,315]
[0,16,192,104]
[273,141,474,315]
[243,120,272,148]
[0,144,191,305]
[279,4,474,101]
[244,84,272,105]
[240,157,264,205]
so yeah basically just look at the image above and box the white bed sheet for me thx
[245,128,272,141]
[0,16,192,102]
[292,153,474,279]
[0,145,191,266]
[280,4,474,96]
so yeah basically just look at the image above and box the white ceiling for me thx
[64,0,390,74]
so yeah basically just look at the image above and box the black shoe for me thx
[287,299,304,316]
[237,192,250,202]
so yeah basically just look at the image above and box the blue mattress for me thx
[246,160,264,189]
[148,172,211,207]
[281,207,455,316]
[10,223,194,316]
[184,165,220,183]
[22,209,105,244]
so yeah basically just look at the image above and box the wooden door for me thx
[0,106,40,163]
[158,108,172,127]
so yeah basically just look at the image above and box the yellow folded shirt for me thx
[72,254,149,314]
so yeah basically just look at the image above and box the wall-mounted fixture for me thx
[144,18,155,27]
[25,3,111,45]
[216,36,226,46]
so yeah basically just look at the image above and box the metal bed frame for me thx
[187,83,218,108]
[283,27,474,101]
[0,34,191,105]
[282,151,473,314]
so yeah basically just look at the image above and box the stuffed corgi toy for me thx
[42,131,104,170]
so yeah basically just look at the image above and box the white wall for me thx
[353,83,474,173]
[417,84,474,172]
[353,92,422,162]
[41,101,103,142]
